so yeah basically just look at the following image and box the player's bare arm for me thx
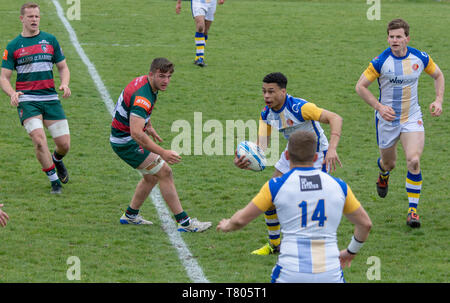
[0,68,23,107]
[339,206,372,268]
[356,73,396,121]
[56,60,71,98]
[175,0,182,14]
[217,201,263,232]
[318,110,343,173]
[429,64,445,117]
[130,114,180,164]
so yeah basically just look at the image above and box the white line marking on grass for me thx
[51,0,209,283]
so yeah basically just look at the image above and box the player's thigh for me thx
[400,131,424,159]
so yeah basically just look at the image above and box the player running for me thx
[176,0,226,67]
[110,57,211,232]
[1,2,71,194]
[219,131,372,283]
[234,72,343,255]
[355,19,445,228]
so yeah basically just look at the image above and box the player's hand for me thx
[218,0,225,5]
[324,149,342,174]
[429,100,443,117]
[175,2,181,14]
[234,151,250,170]
[146,126,163,143]
[0,204,9,228]
[10,91,23,107]
[216,218,230,232]
[162,150,181,165]
[59,84,71,98]
[378,104,396,121]
[339,249,355,268]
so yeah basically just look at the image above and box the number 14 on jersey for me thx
[298,199,327,227]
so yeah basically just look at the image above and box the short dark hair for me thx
[288,131,317,164]
[21,2,40,15]
[150,57,174,74]
[263,72,287,89]
[387,19,409,37]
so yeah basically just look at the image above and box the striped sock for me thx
[406,171,422,211]
[125,206,139,219]
[175,211,190,227]
[377,157,390,176]
[264,207,281,248]
[194,32,205,61]
[42,164,60,185]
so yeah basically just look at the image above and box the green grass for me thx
[0,0,449,283]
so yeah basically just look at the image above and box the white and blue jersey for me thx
[259,94,329,153]
[252,167,361,282]
[364,46,437,126]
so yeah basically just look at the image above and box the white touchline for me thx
[51,0,209,283]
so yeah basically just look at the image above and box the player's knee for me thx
[56,140,70,154]
[157,163,173,179]
[406,156,420,171]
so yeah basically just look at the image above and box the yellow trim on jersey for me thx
[424,57,437,75]
[258,118,272,137]
[311,239,327,273]
[402,57,413,75]
[363,62,380,82]
[301,102,323,121]
[400,86,411,124]
[343,185,361,215]
[252,181,273,212]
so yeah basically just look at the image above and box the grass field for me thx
[0,0,449,283]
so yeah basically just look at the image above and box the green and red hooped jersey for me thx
[1,31,65,102]
[110,75,158,145]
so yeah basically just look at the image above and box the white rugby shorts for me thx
[376,111,424,149]
[271,264,345,283]
[191,0,217,21]
[275,147,326,174]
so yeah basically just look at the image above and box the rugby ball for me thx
[236,141,267,172]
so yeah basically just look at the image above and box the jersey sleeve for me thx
[251,181,274,212]
[363,62,380,82]
[258,117,272,137]
[343,185,361,214]
[52,37,65,64]
[300,102,323,121]
[424,56,437,76]
[1,44,15,70]
[130,95,152,118]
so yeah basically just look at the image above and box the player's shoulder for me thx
[370,47,392,66]
[285,94,310,113]
[326,174,348,196]
[5,34,23,49]
[407,46,431,63]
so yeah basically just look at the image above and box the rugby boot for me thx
[376,173,389,198]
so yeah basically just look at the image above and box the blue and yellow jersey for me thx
[259,94,329,152]
[363,46,437,125]
[252,167,361,273]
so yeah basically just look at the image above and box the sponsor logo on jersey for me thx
[133,96,152,111]
[2,49,7,60]
[299,175,322,191]
[412,63,419,71]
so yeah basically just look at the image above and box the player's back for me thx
[270,167,347,273]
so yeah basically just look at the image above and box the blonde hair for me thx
[21,2,40,16]
[287,131,317,164]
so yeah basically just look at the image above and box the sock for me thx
[406,171,422,212]
[175,211,190,227]
[125,206,139,219]
[52,151,65,162]
[195,32,205,61]
[43,164,60,185]
[377,157,390,176]
[264,207,281,248]
[205,34,208,42]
